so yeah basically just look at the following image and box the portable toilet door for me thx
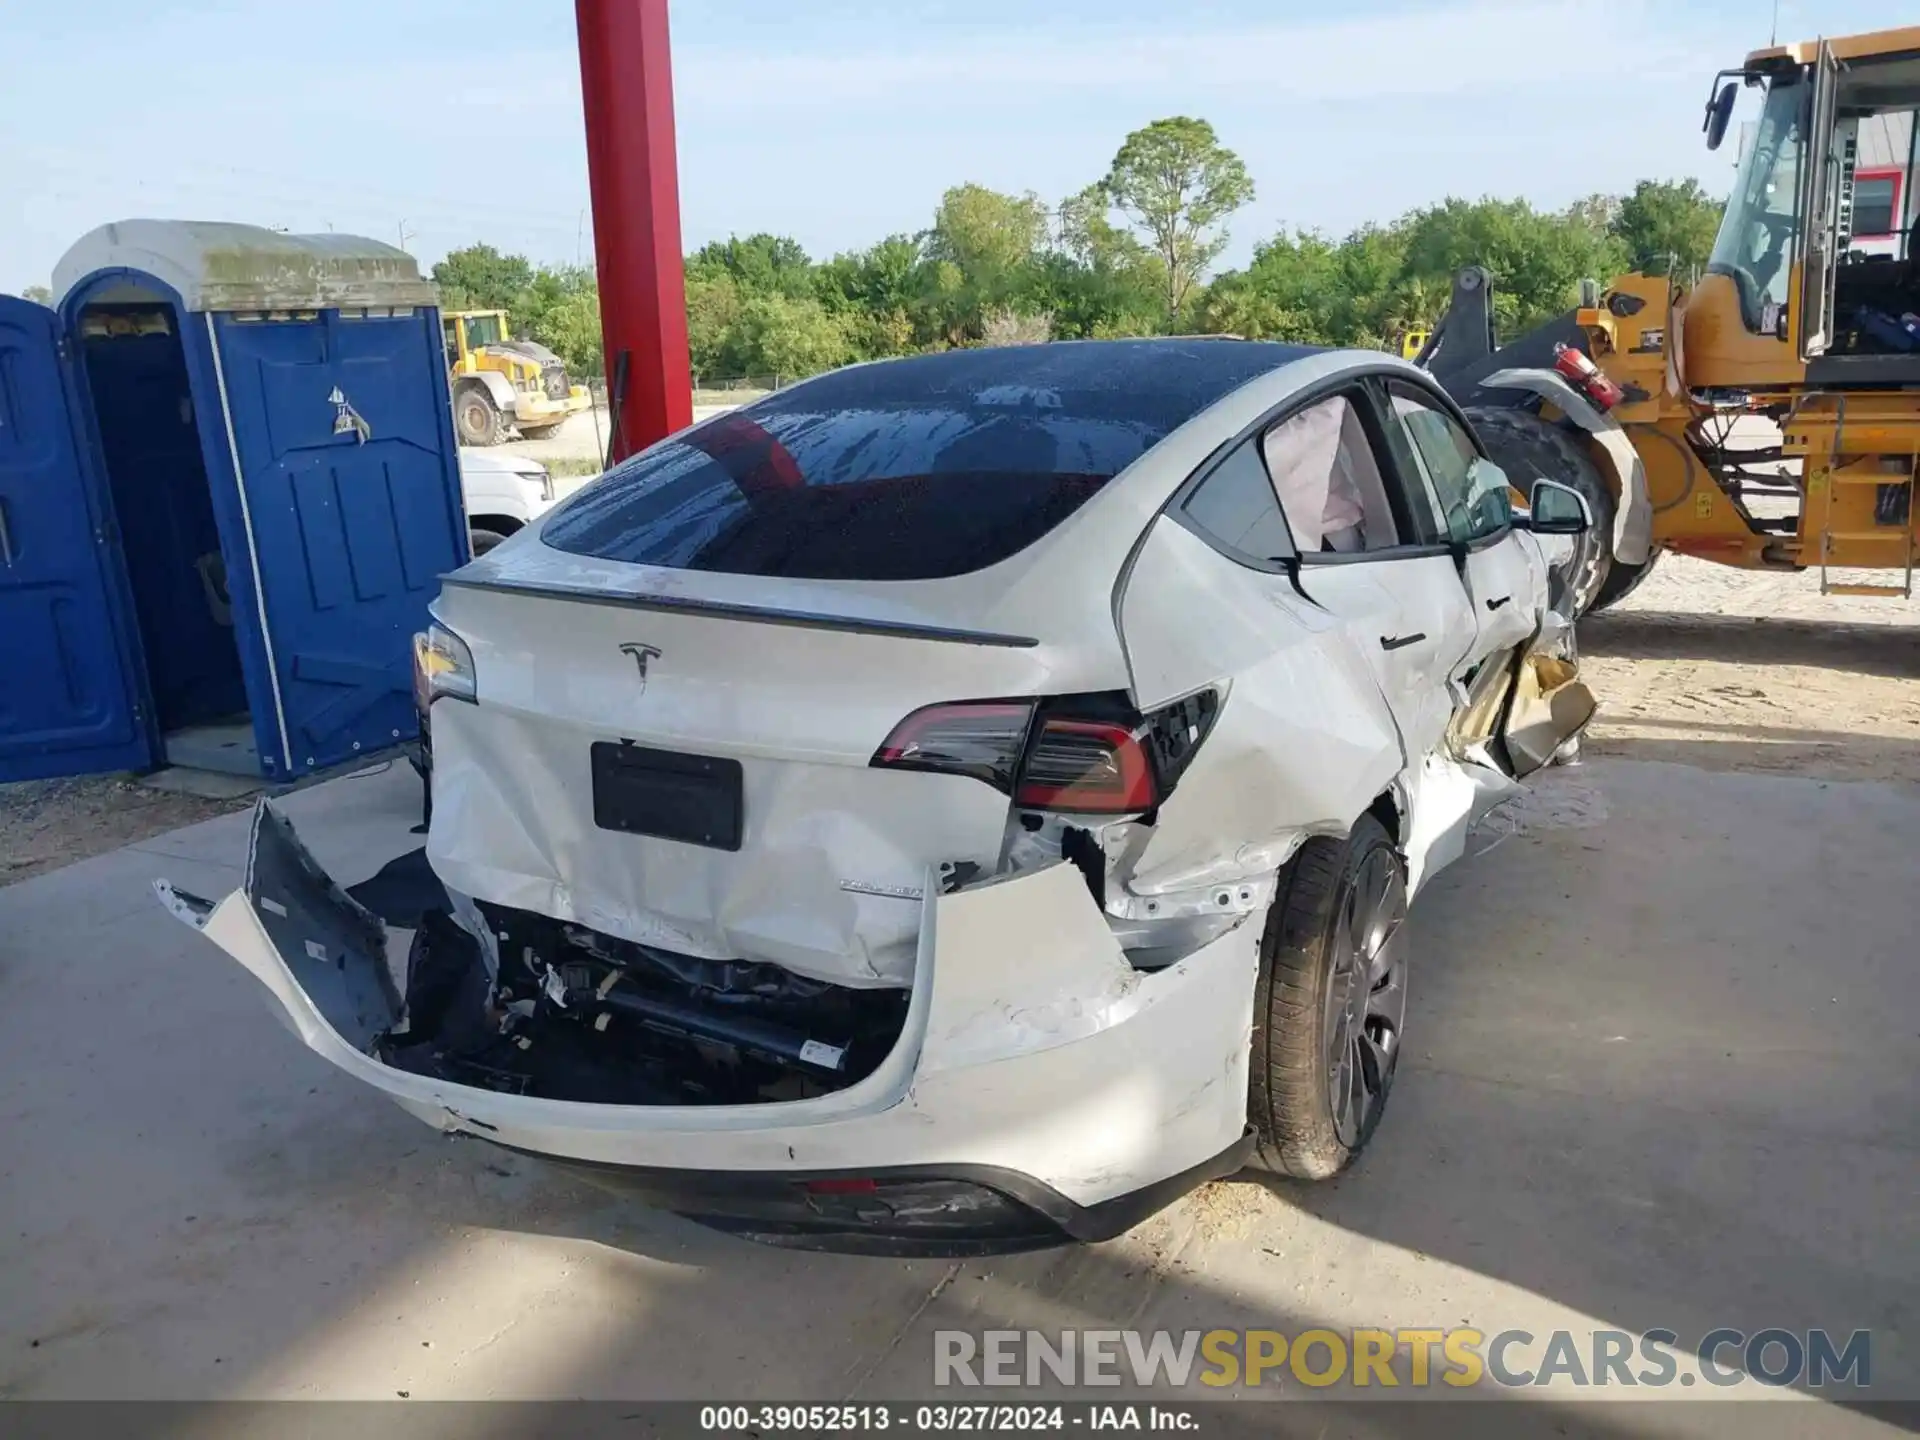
[0,293,157,782]
[2,220,469,784]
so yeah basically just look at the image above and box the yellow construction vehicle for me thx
[1392,325,1431,361]
[1425,24,1920,612]
[442,309,591,446]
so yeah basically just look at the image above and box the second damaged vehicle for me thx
[165,340,1595,1253]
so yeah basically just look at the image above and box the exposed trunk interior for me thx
[78,298,255,775]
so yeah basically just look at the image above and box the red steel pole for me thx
[575,0,693,463]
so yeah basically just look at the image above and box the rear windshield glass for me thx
[541,340,1313,581]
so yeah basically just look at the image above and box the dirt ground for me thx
[5,552,1914,888]
[0,774,249,886]
[1581,554,1920,784]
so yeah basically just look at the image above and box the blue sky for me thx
[4,0,1914,292]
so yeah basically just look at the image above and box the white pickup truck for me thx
[458,447,565,555]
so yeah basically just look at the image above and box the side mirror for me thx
[1704,80,1738,152]
[1529,478,1592,535]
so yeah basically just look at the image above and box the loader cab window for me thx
[1709,72,1806,333]
[1851,173,1900,240]
[464,313,504,347]
[1826,61,1920,358]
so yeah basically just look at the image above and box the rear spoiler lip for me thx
[437,573,1042,649]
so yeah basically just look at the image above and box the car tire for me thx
[1586,551,1661,613]
[1466,405,1616,616]
[455,383,502,446]
[468,526,508,558]
[519,423,562,440]
[1248,815,1409,1180]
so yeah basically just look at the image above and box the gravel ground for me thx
[1581,553,1920,784]
[0,774,249,887]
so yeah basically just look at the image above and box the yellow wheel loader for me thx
[443,310,591,447]
[1425,24,1920,613]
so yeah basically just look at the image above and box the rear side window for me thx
[1180,444,1294,564]
[541,341,1317,580]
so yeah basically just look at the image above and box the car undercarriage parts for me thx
[382,897,911,1107]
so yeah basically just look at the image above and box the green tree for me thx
[686,270,747,379]
[816,236,920,311]
[1611,178,1723,277]
[431,243,534,311]
[21,283,52,306]
[733,291,855,380]
[1102,117,1254,320]
[528,287,603,382]
[515,263,603,377]
[924,184,1048,278]
[1397,197,1629,336]
[919,184,1050,342]
[686,233,815,298]
[1197,230,1346,343]
[1039,184,1165,338]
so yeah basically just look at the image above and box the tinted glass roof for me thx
[753,338,1322,432]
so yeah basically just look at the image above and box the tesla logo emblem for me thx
[619,643,662,693]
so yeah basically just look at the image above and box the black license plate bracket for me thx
[590,742,744,851]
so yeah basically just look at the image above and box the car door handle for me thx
[1485,594,1513,612]
[1379,632,1426,652]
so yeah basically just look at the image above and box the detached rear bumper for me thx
[160,805,1262,1254]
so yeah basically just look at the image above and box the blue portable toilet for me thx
[0,220,469,783]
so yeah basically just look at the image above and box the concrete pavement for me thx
[1,755,1914,1432]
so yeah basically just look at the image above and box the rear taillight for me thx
[871,701,1034,793]
[1015,718,1155,812]
[412,625,476,707]
[871,689,1218,816]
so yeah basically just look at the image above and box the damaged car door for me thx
[1373,382,1596,880]
[1381,379,1543,663]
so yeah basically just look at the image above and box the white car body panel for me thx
[1292,555,1478,762]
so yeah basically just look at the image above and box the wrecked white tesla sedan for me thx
[164,339,1595,1253]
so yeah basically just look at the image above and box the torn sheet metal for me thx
[1116,518,1402,895]
[1504,647,1597,776]
[1402,752,1517,895]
